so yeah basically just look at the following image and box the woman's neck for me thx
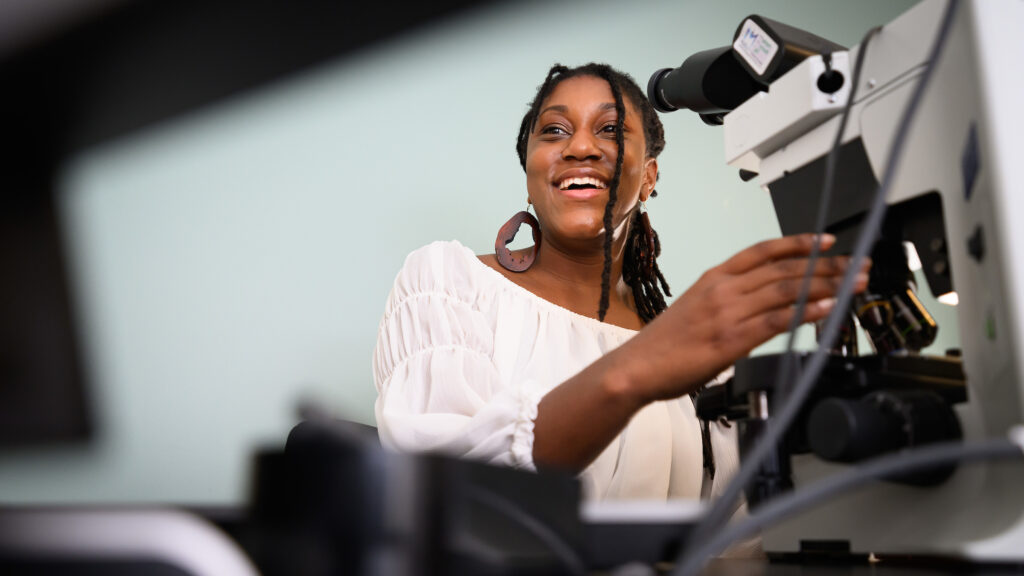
[523,228,641,326]
[530,235,625,294]
[480,217,642,329]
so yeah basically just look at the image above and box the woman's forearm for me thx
[531,349,650,473]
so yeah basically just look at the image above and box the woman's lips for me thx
[556,186,603,200]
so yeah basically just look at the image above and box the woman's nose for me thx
[563,130,602,161]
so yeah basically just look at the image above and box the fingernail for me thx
[818,233,837,247]
[856,272,870,284]
[817,297,837,311]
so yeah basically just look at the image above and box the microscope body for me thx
[716,0,1024,561]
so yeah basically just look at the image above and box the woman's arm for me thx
[532,233,869,472]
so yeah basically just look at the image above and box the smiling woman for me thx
[371,62,868,553]
[504,64,667,328]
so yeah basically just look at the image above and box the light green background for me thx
[1,0,950,505]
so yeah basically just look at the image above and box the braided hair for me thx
[515,63,671,324]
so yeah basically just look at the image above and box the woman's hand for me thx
[618,233,870,404]
[532,232,869,472]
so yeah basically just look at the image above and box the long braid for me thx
[595,66,626,322]
[624,210,672,323]
[515,62,670,325]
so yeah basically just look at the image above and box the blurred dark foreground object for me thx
[0,419,702,575]
[0,0,504,450]
[243,418,585,576]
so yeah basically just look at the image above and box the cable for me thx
[684,20,881,550]
[681,0,959,564]
[467,486,589,576]
[676,436,1023,574]
[771,28,879,419]
[678,0,961,569]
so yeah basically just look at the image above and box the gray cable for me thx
[678,0,961,569]
[676,437,1023,575]
[685,22,881,548]
[771,25,881,401]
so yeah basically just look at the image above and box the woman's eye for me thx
[540,125,569,136]
[600,124,620,135]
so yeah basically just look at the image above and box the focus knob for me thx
[807,391,962,486]
[807,397,903,462]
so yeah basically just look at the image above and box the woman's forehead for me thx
[541,75,641,118]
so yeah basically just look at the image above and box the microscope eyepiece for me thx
[645,46,763,122]
[647,68,677,113]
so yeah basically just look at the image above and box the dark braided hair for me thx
[623,210,672,322]
[515,63,671,324]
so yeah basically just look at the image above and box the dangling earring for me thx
[495,202,541,272]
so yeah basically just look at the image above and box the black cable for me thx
[678,0,961,567]
[467,486,588,576]
[676,436,1023,575]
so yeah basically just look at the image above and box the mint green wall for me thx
[0,0,935,505]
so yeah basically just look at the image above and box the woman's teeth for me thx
[559,176,607,190]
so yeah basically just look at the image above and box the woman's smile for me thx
[524,75,655,243]
[554,168,609,200]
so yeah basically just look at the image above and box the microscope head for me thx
[766,137,947,355]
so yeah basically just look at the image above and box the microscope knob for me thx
[807,391,962,485]
[806,397,903,462]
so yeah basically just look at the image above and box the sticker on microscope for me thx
[734,19,778,77]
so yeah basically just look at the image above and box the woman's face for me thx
[524,75,658,249]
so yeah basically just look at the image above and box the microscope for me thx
[650,0,1024,561]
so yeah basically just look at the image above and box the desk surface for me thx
[686,558,1024,576]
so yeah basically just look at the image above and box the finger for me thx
[733,295,844,347]
[733,255,860,294]
[720,233,836,275]
[737,272,869,323]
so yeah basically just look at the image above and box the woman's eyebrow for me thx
[539,104,568,115]
[539,102,618,116]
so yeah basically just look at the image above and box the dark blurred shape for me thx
[2,0,508,155]
[0,0,503,448]
[0,0,128,63]
[238,418,585,576]
[0,182,92,448]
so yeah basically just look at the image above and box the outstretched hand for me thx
[622,233,870,403]
[532,233,870,472]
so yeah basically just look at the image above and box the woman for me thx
[372,63,866,503]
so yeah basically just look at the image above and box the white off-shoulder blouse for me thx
[372,239,742,502]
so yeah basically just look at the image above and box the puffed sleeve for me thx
[372,242,543,470]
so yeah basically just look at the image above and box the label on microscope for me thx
[734,18,778,77]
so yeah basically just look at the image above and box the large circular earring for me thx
[495,205,541,272]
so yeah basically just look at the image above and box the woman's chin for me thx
[547,221,610,246]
